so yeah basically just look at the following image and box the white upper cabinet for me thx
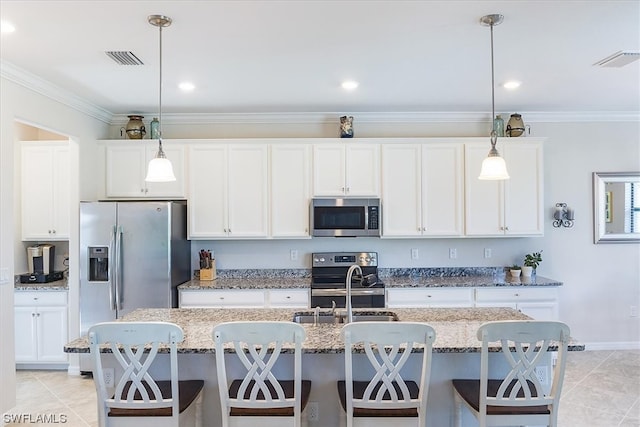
[105,141,186,198]
[188,143,269,239]
[270,144,312,238]
[313,143,380,196]
[382,142,463,237]
[464,139,544,236]
[21,141,70,240]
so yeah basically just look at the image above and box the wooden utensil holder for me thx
[200,261,216,281]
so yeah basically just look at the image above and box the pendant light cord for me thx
[489,20,497,147]
[158,22,164,156]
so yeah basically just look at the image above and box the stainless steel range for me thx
[311,252,385,308]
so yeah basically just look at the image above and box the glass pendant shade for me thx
[479,153,510,180]
[145,149,176,182]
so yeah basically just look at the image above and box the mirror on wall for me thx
[593,172,640,243]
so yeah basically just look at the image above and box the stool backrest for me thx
[478,320,570,412]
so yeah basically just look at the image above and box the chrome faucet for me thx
[345,264,362,323]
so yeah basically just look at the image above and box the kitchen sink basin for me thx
[292,311,399,324]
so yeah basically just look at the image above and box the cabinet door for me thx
[36,306,68,362]
[179,290,265,308]
[386,288,474,308]
[268,289,309,308]
[105,145,147,197]
[14,307,37,362]
[345,144,380,196]
[271,144,311,237]
[517,302,558,321]
[503,142,543,235]
[422,143,464,236]
[22,145,55,240]
[227,145,269,238]
[51,146,70,238]
[464,142,505,236]
[313,145,347,196]
[145,143,187,198]
[381,144,422,237]
[188,145,227,238]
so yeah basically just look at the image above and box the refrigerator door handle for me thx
[109,225,117,310]
[115,226,123,311]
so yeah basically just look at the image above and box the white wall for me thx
[0,76,107,408]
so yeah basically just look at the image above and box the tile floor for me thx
[3,350,639,426]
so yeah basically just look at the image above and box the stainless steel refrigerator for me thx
[79,201,190,371]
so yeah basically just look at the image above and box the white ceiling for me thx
[1,0,639,117]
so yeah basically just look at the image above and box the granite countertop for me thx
[15,278,68,291]
[65,307,583,354]
[178,275,561,291]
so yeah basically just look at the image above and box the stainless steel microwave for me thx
[311,198,381,237]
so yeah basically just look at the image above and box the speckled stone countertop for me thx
[14,278,68,291]
[64,307,583,354]
[178,273,561,291]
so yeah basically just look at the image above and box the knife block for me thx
[200,261,216,281]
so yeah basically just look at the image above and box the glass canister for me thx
[150,117,160,139]
[493,115,505,137]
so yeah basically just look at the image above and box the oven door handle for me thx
[311,288,385,296]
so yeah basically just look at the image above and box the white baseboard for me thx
[582,341,640,351]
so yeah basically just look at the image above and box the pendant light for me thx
[478,14,509,181]
[145,14,176,182]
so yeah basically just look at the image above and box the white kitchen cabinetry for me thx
[267,289,309,308]
[105,141,186,198]
[382,143,463,237]
[188,143,268,239]
[270,144,311,238]
[386,288,474,308]
[475,287,558,320]
[179,289,266,308]
[465,140,544,236]
[313,143,380,196]
[14,291,68,364]
[21,142,70,240]
[179,288,309,309]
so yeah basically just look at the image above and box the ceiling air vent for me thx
[105,51,144,66]
[594,51,640,68]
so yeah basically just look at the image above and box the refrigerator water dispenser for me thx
[88,246,109,281]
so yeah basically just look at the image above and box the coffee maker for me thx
[20,244,64,283]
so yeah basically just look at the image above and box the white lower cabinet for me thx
[267,289,309,308]
[474,287,559,320]
[179,288,309,309]
[14,291,68,364]
[386,288,474,308]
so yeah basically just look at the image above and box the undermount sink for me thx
[292,311,399,324]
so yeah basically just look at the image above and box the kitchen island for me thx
[65,307,582,426]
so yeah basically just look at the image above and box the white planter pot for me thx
[522,266,534,277]
[510,269,521,277]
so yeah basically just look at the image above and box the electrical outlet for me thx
[534,366,548,385]
[449,248,457,259]
[0,268,8,285]
[631,305,638,317]
[307,401,319,421]
[484,248,492,258]
[103,368,115,388]
[411,248,419,260]
[290,250,298,261]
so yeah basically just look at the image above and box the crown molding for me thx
[2,61,637,125]
[0,60,113,124]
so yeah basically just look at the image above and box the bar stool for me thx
[212,321,311,427]
[337,321,436,427]
[452,320,570,427]
[88,321,204,427]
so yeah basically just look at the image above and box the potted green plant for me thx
[509,264,521,277]
[522,251,543,277]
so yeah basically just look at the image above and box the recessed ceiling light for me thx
[178,82,195,91]
[503,81,521,90]
[341,80,359,90]
[1,20,16,33]
[594,51,640,67]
